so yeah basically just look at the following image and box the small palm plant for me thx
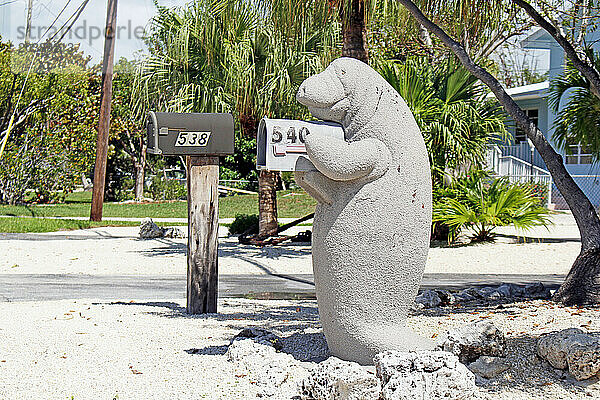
[433,171,551,243]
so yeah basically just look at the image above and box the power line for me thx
[10,0,74,103]
[0,0,19,7]
[49,0,90,43]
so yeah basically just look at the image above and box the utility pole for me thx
[25,0,33,42]
[90,0,118,221]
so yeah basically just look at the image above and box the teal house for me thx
[490,29,600,209]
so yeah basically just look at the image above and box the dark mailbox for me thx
[146,111,234,156]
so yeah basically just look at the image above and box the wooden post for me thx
[187,156,219,314]
[90,0,118,221]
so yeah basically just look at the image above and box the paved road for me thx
[0,273,566,302]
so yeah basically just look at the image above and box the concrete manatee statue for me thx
[295,57,433,365]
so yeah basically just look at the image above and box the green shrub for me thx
[280,172,296,189]
[431,185,467,241]
[228,214,259,235]
[149,176,186,201]
[107,177,135,202]
[433,171,551,243]
[0,137,78,205]
[31,188,67,204]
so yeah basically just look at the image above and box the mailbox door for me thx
[146,112,161,154]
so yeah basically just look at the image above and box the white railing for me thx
[486,145,503,174]
[487,145,551,179]
[486,145,553,207]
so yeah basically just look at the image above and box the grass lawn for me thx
[0,218,147,233]
[0,190,317,220]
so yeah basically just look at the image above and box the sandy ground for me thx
[0,212,581,276]
[0,212,598,399]
[0,298,598,399]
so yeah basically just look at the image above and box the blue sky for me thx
[0,0,187,63]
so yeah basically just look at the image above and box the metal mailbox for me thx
[146,111,234,156]
[256,118,345,171]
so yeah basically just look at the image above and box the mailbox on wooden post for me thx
[146,111,234,314]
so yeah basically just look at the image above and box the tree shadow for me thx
[135,240,187,256]
[495,233,581,244]
[106,300,319,322]
[105,300,327,362]
[412,297,557,318]
[107,300,186,312]
[185,346,229,356]
[137,237,312,260]
[429,240,475,249]
[0,229,136,241]
[3,204,36,217]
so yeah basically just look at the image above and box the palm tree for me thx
[377,57,507,184]
[136,0,339,238]
[135,1,245,114]
[550,50,600,161]
[222,0,339,237]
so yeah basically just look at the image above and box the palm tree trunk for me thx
[258,169,278,238]
[134,164,144,200]
[240,114,279,238]
[398,0,600,305]
[340,0,369,63]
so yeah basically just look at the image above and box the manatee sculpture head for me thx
[296,57,386,138]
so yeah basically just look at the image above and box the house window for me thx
[515,109,538,144]
[566,145,593,164]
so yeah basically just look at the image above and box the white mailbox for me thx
[256,118,345,171]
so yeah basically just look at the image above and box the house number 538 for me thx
[175,131,211,147]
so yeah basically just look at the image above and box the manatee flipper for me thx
[305,134,391,181]
[295,156,335,205]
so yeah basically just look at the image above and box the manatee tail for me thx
[326,323,436,365]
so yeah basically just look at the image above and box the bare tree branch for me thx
[0,74,18,132]
[119,130,139,163]
[575,0,591,46]
[0,97,50,137]
[479,29,531,59]
[514,0,600,97]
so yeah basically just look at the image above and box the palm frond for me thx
[377,57,507,183]
[434,173,551,243]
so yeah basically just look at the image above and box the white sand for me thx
[0,212,597,399]
[0,212,581,276]
[0,298,598,399]
[0,226,312,276]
